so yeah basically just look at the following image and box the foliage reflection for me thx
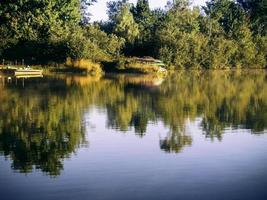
[0,70,266,175]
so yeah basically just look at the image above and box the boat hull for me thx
[14,70,43,76]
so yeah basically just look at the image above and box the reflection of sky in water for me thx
[1,107,267,200]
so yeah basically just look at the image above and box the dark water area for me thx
[0,71,267,200]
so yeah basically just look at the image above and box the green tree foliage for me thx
[0,0,266,68]
[67,25,125,60]
[204,0,247,38]
[0,0,125,64]
[0,0,81,62]
[204,0,264,68]
[107,0,131,22]
[167,0,190,9]
[237,0,267,35]
[134,0,151,23]
[0,0,81,41]
[156,5,207,68]
[113,4,139,44]
[132,0,153,54]
[154,0,266,69]
[84,25,125,56]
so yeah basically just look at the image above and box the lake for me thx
[0,70,267,200]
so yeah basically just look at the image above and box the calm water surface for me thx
[0,71,267,200]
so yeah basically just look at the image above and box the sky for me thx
[89,0,207,22]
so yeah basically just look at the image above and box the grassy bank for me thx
[0,56,168,76]
[50,58,103,76]
[102,57,167,75]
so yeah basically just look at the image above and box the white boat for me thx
[14,69,43,76]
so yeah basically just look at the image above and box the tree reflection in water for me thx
[0,70,266,175]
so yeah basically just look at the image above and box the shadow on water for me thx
[0,70,266,176]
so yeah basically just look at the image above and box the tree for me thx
[113,4,139,44]
[204,0,247,38]
[132,0,154,55]
[0,0,83,61]
[237,0,267,35]
[204,0,258,67]
[166,0,190,10]
[0,0,124,63]
[66,24,125,61]
[83,24,125,57]
[107,0,131,22]
[0,0,82,41]
[156,5,206,68]
[134,0,151,24]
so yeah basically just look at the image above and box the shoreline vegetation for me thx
[1,56,168,75]
[0,0,266,75]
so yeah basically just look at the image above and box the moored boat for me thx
[14,69,43,76]
[0,66,43,76]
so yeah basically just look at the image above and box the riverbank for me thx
[102,57,167,75]
[52,57,167,75]
[0,57,168,76]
